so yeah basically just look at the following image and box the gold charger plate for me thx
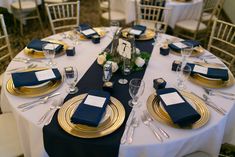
[170,46,205,57]
[24,39,69,59]
[6,68,63,97]
[121,28,155,40]
[77,27,106,40]
[189,63,235,88]
[58,94,125,138]
[146,91,210,129]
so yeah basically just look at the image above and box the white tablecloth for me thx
[0,0,42,13]
[1,29,235,157]
[111,0,203,28]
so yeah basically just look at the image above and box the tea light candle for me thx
[153,78,167,91]
[160,44,170,56]
[172,60,182,71]
[92,35,100,44]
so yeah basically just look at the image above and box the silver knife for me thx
[121,110,135,144]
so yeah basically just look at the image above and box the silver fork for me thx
[144,111,169,139]
[7,64,37,73]
[204,88,235,100]
[18,92,60,110]
[203,94,227,114]
[126,117,139,144]
[141,113,163,142]
[13,57,42,63]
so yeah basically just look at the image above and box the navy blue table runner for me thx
[43,39,154,157]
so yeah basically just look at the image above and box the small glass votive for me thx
[172,60,182,71]
[153,78,166,91]
[66,47,76,56]
[92,35,100,44]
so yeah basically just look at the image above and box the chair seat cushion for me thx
[101,11,125,21]
[44,0,68,3]
[175,20,207,33]
[202,12,217,22]
[11,1,37,10]
[0,113,22,156]
[100,1,108,9]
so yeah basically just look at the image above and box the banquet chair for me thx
[44,0,68,3]
[0,14,13,90]
[208,19,235,71]
[135,1,171,32]
[11,0,44,36]
[173,0,217,44]
[100,0,125,24]
[0,113,23,157]
[98,0,108,13]
[46,1,80,34]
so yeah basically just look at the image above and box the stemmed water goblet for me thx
[176,64,192,90]
[118,57,131,85]
[152,24,164,46]
[110,20,119,36]
[64,66,79,94]
[128,78,145,108]
[42,43,57,67]
[181,45,193,67]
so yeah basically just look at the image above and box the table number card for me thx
[193,65,208,74]
[35,69,56,81]
[118,38,131,59]
[160,92,185,106]
[172,42,188,49]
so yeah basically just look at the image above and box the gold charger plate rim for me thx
[57,94,125,138]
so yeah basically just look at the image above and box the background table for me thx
[1,29,235,157]
[110,0,203,28]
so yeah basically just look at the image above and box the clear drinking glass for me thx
[176,65,192,90]
[42,43,56,67]
[110,20,119,35]
[152,23,164,46]
[118,57,131,85]
[128,78,145,107]
[64,66,78,94]
[181,45,193,67]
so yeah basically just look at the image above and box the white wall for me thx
[223,0,235,23]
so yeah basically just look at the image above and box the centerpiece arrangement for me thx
[97,31,150,74]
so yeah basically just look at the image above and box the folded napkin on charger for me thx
[78,24,99,39]
[157,88,201,126]
[129,25,146,38]
[168,40,200,52]
[12,68,62,88]
[27,39,64,54]
[187,63,229,81]
[71,90,110,127]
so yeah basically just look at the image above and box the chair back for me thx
[135,1,171,32]
[0,14,12,74]
[203,0,224,22]
[208,19,235,70]
[46,1,80,34]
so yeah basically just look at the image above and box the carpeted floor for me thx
[0,0,235,156]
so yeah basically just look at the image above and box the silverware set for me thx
[18,92,60,112]
[13,57,43,64]
[7,63,38,73]
[121,111,135,144]
[203,88,235,100]
[141,110,169,142]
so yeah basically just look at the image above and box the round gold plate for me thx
[77,27,106,40]
[121,28,155,40]
[24,39,69,59]
[58,94,125,138]
[170,46,205,57]
[6,68,63,97]
[146,91,210,129]
[189,63,235,88]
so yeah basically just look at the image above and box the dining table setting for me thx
[1,23,235,157]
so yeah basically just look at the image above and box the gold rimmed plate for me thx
[6,68,63,97]
[77,27,106,40]
[189,63,235,88]
[146,91,210,129]
[121,28,155,40]
[58,94,125,138]
[170,46,205,57]
[24,39,69,59]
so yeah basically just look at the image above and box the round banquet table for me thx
[1,28,235,157]
[110,0,203,28]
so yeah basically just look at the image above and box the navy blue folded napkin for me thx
[78,24,99,39]
[27,39,64,54]
[187,63,229,81]
[12,68,62,88]
[129,25,146,38]
[168,40,200,52]
[157,88,201,127]
[71,90,110,127]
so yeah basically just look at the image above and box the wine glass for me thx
[181,45,193,67]
[64,66,78,94]
[118,57,131,85]
[152,23,164,46]
[176,64,192,90]
[128,78,145,107]
[110,20,119,35]
[42,43,56,67]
